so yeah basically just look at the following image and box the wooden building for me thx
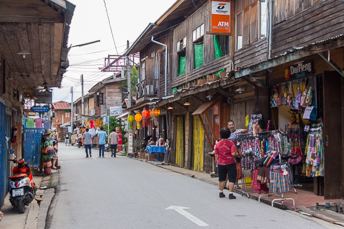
[52,101,71,141]
[72,75,125,127]
[126,0,344,199]
[0,0,74,206]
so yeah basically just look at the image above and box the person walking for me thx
[97,127,107,158]
[214,128,238,199]
[108,129,118,158]
[83,128,93,158]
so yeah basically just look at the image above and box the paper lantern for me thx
[155,109,161,117]
[151,108,160,118]
[135,113,142,122]
[142,109,150,120]
[128,114,134,123]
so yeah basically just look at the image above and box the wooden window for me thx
[214,35,229,58]
[235,0,262,50]
[96,93,104,106]
[192,24,205,42]
[140,61,146,81]
[177,37,186,76]
[260,0,268,37]
[193,24,205,69]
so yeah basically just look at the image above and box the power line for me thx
[103,0,118,54]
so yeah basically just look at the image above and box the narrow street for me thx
[48,145,337,229]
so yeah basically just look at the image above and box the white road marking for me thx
[166,205,209,227]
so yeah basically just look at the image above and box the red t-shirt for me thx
[214,139,237,165]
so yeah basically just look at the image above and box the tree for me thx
[130,65,139,97]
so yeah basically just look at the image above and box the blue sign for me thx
[30,106,50,113]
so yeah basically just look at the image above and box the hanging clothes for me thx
[305,127,324,177]
[269,164,291,194]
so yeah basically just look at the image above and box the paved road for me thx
[49,145,339,229]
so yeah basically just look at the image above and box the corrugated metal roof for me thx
[53,101,70,110]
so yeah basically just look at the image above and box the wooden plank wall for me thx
[105,84,122,107]
[140,32,173,97]
[230,100,255,129]
[272,0,344,57]
[172,2,224,85]
[234,39,268,69]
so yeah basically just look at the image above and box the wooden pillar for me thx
[184,112,192,169]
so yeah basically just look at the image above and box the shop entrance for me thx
[270,70,343,197]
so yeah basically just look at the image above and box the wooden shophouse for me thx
[0,0,74,206]
[232,0,344,199]
[126,0,344,199]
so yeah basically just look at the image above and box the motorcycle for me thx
[77,136,83,148]
[8,160,36,213]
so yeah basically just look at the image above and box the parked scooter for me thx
[8,159,36,213]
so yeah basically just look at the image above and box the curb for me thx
[24,172,59,229]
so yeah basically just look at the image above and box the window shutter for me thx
[243,7,250,46]
[250,1,258,43]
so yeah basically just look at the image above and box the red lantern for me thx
[142,109,150,120]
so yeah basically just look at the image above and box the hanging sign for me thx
[210,0,231,34]
[31,105,50,113]
[109,106,122,116]
[285,61,313,80]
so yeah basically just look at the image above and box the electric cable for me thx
[103,0,118,54]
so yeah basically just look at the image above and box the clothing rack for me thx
[235,130,296,209]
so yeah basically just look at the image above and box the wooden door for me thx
[193,116,204,171]
[323,71,343,198]
[175,116,184,167]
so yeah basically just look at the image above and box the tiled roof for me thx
[53,101,71,110]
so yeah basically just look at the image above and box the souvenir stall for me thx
[269,62,325,195]
[129,108,165,161]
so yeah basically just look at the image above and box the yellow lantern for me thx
[135,112,142,122]
[155,108,161,117]
[128,114,134,123]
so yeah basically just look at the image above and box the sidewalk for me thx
[144,160,344,227]
[0,170,59,229]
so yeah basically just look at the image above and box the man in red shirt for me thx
[214,128,238,199]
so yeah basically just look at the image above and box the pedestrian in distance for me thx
[97,127,107,158]
[214,128,238,199]
[83,128,93,158]
[108,128,118,158]
[65,134,70,146]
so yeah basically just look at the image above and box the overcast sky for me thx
[52,0,175,102]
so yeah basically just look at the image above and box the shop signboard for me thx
[285,61,313,80]
[34,91,52,104]
[128,133,133,155]
[210,0,231,34]
[109,106,122,116]
[30,105,50,113]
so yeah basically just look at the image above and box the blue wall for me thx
[0,102,9,207]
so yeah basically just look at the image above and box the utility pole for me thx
[81,74,84,126]
[126,40,131,108]
[70,86,74,134]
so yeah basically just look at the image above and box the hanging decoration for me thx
[142,108,150,119]
[128,114,134,129]
[90,120,95,129]
[142,108,151,127]
[135,112,142,129]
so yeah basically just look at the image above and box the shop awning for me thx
[192,101,214,116]
[117,112,129,119]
